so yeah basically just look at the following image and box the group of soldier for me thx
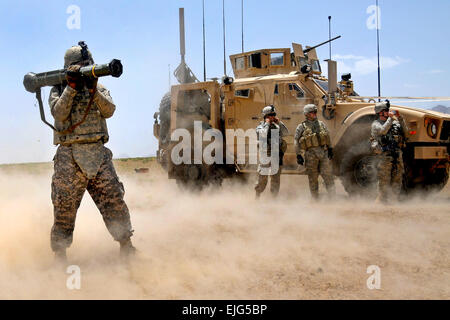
[46,42,407,263]
[254,101,408,203]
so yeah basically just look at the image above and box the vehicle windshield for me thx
[313,79,359,96]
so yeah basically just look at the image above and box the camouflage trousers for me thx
[377,151,404,201]
[305,147,335,199]
[50,145,133,252]
[255,166,282,197]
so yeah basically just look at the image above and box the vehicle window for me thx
[270,52,284,66]
[249,53,262,68]
[312,60,321,73]
[235,89,250,98]
[274,84,278,95]
[315,79,328,92]
[290,53,296,66]
[288,83,305,99]
[298,57,308,67]
[235,57,245,70]
[313,79,359,96]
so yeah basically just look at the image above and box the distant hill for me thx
[430,105,450,114]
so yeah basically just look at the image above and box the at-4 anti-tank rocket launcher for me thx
[23,45,123,131]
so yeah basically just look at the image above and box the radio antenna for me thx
[328,16,332,60]
[376,0,381,101]
[222,0,227,76]
[241,0,244,53]
[202,0,206,81]
[168,64,171,89]
[179,8,185,64]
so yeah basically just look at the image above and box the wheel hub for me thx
[353,156,378,187]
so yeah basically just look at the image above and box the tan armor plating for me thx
[52,87,109,146]
[299,121,331,150]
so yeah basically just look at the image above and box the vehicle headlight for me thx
[427,122,438,138]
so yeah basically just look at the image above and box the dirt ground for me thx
[0,157,448,299]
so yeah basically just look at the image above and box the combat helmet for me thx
[64,41,94,68]
[374,100,390,114]
[303,104,318,115]
[262,105,276,118]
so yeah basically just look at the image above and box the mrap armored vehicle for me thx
[153,9,450,195]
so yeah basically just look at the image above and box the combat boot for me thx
[119,238,136,258]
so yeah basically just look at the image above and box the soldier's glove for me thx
[65,65,84,91]
[328,147,334,160]
[296,154,304,166]
[85,76,98,94]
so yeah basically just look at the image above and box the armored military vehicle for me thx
[153,9,450,195]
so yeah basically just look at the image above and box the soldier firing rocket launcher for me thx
[23,42,123,131]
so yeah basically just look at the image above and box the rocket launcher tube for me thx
[23,59,123,93]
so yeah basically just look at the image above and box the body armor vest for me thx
[298,120,331,150]
[379,120,405,153]
[53,86,109,145]
[257,122,288,166]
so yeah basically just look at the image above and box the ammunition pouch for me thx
[319,130,331,146]
[299,136,307,150]
[299,122,330,151]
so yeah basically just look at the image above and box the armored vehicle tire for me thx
[174,164,224,191]
[403,163,449,194]
[339,141,379,197]
[159,92,171,146]
[425,167,449,192]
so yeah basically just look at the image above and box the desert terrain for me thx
[0,157,448,299]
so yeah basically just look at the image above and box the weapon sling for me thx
[35,83,97,134]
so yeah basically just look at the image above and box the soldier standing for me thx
[371,101,408,202]
[49,42,135,262]
[294,104,335,199]
[255,105,289,198]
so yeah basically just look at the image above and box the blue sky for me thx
[1,0,449,163]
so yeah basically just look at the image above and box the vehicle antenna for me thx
[241,0,244,53]
[328,16,332,60]
[179,8,185,64]
[222,0,227,76]
[202,0,206,81]
[376,0,381,101]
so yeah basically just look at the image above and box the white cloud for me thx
[331,54,409,75]
[429,69,444,74]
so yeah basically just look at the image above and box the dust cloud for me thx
[0,164,448,299]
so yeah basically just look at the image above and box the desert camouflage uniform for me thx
[371,116,408,201]
[49,84,133,252]
[255,121,289,197]
[295,119,335,199]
